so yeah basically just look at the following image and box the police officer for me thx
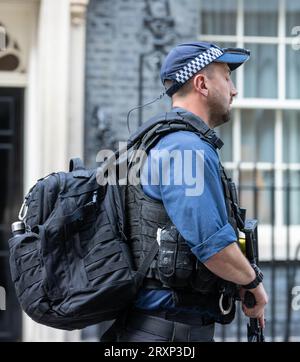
[116,42,268,342]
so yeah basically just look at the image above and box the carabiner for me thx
[219,293,233,315]
[18,200,28,221]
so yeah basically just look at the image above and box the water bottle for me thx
[11,221,26,236]
[8,221,26,251]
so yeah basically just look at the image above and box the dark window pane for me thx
[241,110,275,162]
[244,44,278,98]
[240,171,255,219]
[286,45,300,99]
[217,118,233,162]
[201,0,237,35]
[283,111,300,163]
[256,171,274,224]
[244,0,278,37]
[0,99,13,131]
[283,171,300,225]
[286,0,300,36]
[240,170,274,223]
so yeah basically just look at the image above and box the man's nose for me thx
[231,81,238,97]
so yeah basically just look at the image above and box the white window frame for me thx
[199,0,300,260]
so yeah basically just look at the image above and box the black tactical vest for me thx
[125,111,245,323]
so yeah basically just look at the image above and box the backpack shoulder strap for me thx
[102,111,223,175]
[128,111,224,151]
[180,112,224,150]
[128,111,183,147]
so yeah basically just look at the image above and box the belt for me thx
[125,310,215,342]
[136,309,215,326]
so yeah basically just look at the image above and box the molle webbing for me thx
[126,184,170,281]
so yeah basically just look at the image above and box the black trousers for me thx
[110,310,215,342]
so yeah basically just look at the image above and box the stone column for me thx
[35,0,70,176]
[23,0,84,342]
[68,0,89,159]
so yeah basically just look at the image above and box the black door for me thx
[0,87,23,341]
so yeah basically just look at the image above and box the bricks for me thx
[84,0,200,166]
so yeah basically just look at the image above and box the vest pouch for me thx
[157,225,193,288]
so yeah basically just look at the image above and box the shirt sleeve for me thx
[141,130,237,263]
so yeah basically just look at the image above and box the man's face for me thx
[206,63,238,128]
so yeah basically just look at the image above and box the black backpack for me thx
[8,111,223,330]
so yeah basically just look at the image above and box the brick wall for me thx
[85,0,200,166]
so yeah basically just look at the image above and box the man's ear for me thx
[194,73,208,97]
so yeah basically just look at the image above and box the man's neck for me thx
[172,101,212,128]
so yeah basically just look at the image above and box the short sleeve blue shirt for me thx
[135,108,237,313]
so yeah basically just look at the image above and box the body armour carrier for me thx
[125,110,245,324]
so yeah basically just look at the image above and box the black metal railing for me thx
[215,166,300,342]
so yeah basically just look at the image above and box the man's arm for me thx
[204,242,268,328]
[204,242,255,284]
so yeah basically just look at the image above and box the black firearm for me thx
[243,219,265,342]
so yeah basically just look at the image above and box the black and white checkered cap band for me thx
[175,47,223,84]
